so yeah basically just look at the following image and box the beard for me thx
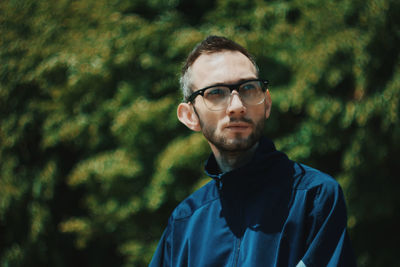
[199,116,265,152]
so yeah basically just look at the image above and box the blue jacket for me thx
[150,138,356,267]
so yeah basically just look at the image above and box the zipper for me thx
[218,174,244,267]
[234,236,242,267]
[233,198,244,267]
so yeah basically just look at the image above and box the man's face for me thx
[190,51,270,153]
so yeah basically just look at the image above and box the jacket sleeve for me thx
[300,181,357,267]
[149,222,172,267]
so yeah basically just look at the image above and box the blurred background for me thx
[1,0,399,266]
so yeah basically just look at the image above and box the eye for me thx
[239,82,260,97]
[204,87,228,98]
[241,82,257,91]
[208,88,225,95]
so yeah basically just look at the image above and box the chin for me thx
[215,136,258,152]
[202,123,264,153]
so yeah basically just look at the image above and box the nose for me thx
[226,91,246,115]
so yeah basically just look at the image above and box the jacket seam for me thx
[173,195,221,221]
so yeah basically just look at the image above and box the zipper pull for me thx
[217,174,223,190]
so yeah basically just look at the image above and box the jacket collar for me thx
[204,137,293,191]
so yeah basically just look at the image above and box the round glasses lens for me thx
[239,81,265,105]
[203,87,230,110]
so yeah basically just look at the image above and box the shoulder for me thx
[290,163,348,222]
[292,163,342,194]
[170,179,220,221]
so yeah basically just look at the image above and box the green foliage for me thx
[1,0,399,266]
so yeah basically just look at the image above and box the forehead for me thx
[190,51,257,90]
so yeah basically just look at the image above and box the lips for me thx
[225,122,252,131]
[227,123,249,128]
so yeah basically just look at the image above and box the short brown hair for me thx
[180,35,259,101]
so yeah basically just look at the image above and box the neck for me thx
[210,142,259,173]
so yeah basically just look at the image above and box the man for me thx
[150,36,356,267]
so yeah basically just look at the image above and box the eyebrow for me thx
[205,77,258,88]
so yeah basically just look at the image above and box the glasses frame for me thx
[186,79,269,110]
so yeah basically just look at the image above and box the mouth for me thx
[225,122,252,131]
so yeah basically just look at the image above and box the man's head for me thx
[180,36,259,102]
[177,36,271,154]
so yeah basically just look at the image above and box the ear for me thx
[177,103,201,131]
[265,89,272,119]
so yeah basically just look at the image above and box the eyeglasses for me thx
[187,79,269,111]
